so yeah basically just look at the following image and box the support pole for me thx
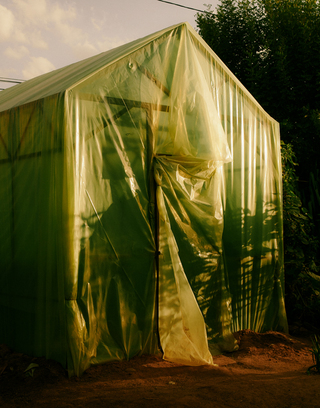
[145,108,162,352]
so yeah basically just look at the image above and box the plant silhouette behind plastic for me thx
[307,335,320,374]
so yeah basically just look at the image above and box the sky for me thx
[0,0,219,90]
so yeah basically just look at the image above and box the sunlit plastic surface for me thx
[0,22,287,376]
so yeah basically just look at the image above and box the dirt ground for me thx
[0,329,319,408]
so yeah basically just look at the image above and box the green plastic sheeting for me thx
[0,22,288,376]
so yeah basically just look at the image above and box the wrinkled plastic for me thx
[0,22,287,376]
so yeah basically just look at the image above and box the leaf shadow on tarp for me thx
[154,159,237,355]
[163,195,236,353]
[222,197,288,335]
[160,167,288,355]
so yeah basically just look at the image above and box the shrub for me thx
[281,141,320,330]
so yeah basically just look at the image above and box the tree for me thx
[281,141,320,329]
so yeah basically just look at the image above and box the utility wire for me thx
[0,77,25,84]
[157,0,211,13]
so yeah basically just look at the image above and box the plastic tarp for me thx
[0,22,288,376]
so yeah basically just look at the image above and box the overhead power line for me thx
[157,0,211,13]
[0,77,25,84]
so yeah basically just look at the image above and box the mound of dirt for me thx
[234,329,310,357]
[0,330,318,408]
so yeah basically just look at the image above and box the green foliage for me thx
[307,334,320,374]
[307,168,320,238]
[281,141,320,328]
[24,363,39,377]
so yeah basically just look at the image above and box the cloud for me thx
[51,2,76,25]
[5,45,30,60]
[0,1,45,47]
[0,5,15,41]
[6,0,76,50]
[29,31,48,49]
[49,3,94,53]
[1,0,133,80]
[22,56,55,79]
[71,40,98,60]
[12,0,48,25]
[91,17,103,32]
[97,37,128,53]
[1,0,116,62]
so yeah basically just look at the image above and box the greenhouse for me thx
[0,22,288,376]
